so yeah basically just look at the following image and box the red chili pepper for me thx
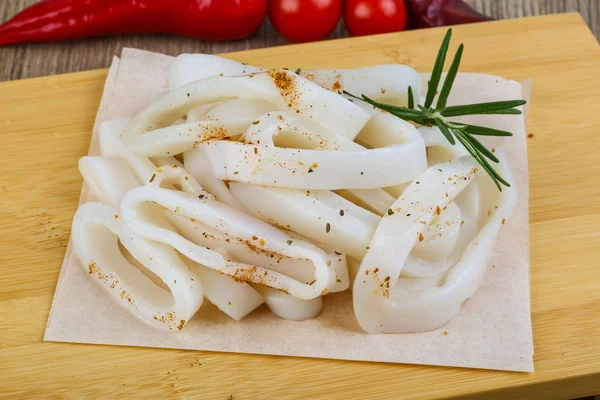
[405,0,491,29]
[0,0,268,46]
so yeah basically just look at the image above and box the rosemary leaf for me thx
[453,130,502,190]
[436,43,464,111]
[444,120,468,130]
[424,29,452,109]
[442,100,526,117]
[408,86,414,109]
[380,107,424,119]
[476,108,523,115]
[381,106,424,118]
[463,124,513,136]
[435,119,455,145]
[457,130,511,186]
[410,117,430,126]
[345,92,423,118]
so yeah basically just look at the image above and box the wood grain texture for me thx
[0,0,598,82]
[1,13,600,400]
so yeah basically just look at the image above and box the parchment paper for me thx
[45,48,534,372]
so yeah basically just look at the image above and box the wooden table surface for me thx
[0,0,598,82]
[1,12,600,400]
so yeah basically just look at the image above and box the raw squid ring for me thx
[353,153,516,333]
[121,167,333,300]
[71,202,204,331]
[121,69,371,157]
[198,129,425,190]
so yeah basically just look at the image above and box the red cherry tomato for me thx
[269,0,343,43]
[344,0,407,37]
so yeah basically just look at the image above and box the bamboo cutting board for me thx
[1,13,599,400]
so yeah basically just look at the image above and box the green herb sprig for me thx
[344,29,525,190]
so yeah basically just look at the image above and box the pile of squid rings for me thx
[73,54,516,333]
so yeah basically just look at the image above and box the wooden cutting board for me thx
[1,13,599,400]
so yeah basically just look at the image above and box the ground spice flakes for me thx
[380,275,391,298]
[88,260,98,275]
[269,70,301,113]
[153,312,180,330]
[231,266,259,284]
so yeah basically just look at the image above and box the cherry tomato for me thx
[344,0,407,37]
[269,0,343,43]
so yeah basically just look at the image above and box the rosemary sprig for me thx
[344,28,526,190]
